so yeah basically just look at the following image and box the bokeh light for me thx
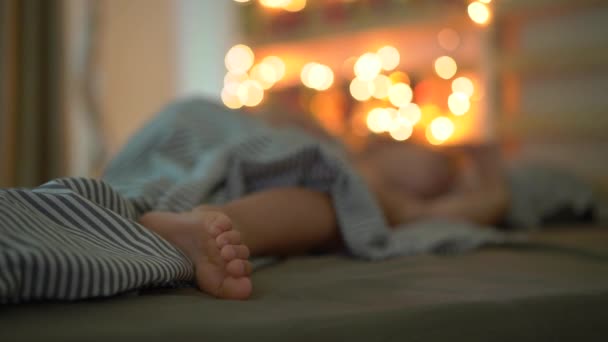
[429,116,454,142]
[451,76,475,97]
[366,107,396,133]
[221,84,243,109]
[237,80,264,107]
[388,82,413,108]
[434,56,457,80]
[389,117,413,141]
[354,53,382,81]
[468,1,491,25]
[259,0,290,9]
[302,62,334,91]
[398,103,422,125]
[371,74,391,99]
[262,56,286,81]
[389,71,410,85]
[448,92,471,116]
[249,63,277,89]
[437,28,460,51]
[284,0,307,12]
[350,77,374,101]
[366,108,385,133]
[225,44,255,75]
[377,45,400,71]
[224,72,248,87]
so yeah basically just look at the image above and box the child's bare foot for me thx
[138,209,252,300]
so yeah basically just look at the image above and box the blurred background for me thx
[1,0,607,189]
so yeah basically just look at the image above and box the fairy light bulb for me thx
[224,72,248,87]
[371,74,391,99]
[237,80,264,107]
[221,85,243,109]
[302,63,334,91]
[398,103,422,125]
[366,108,385,133]
[262,56,286,81]
[225,44,254,75]
[468,1,491,25]
[434,56,457,80]
[350,77,374,101]
[388,83,413,108]
[259,0,290,9]
[448,92,471,116]
[430,116,454,141]
[377,45,400,71]
[354,53,382,81]
[284,0,306,12]
[389,117,413,141]
[452,76,474,97]
[250,63,277,89]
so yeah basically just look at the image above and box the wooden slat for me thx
[498,47,608,74]
[496,0,606,19]
[245,2,470,47]
[498,110,608,142]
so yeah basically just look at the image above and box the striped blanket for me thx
[0,98,596,303]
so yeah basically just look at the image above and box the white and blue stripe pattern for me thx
[0,178,193,303]
[0,98,393,302]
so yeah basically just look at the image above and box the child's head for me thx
[355,141,458,199]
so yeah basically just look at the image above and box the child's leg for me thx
[138,187,339,300]
[213,187,339,256]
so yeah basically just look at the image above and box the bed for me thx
[1,224,607,341]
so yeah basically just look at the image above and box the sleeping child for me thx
[134,99,509,300]
[0,98,509,302]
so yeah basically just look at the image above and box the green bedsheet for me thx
[2,226,607,341]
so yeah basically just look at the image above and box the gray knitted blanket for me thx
[0,98,597,303]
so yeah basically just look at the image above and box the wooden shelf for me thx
[243,1,471,48]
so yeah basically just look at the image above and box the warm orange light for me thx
[389,117,413,141]
[468,2,491,25]
[388,83,413,108]
[452,76,474,97]
[262,56,286,81]
[366,107,394,133]
[398,103,422,125]
[354,53,382,81]
[448,92,471,116]
[302,62,334,91]
[234,0,251,3]
[350,77,374,101]
[249,63,277,89]
[429,116,454,142]
[237,80,264,107]
[259,0,290,9]
[371,74,391,99]
[225,44,255,75]
[221,84,243,109]
[377,45,400,71]
[224,72,248,87]
[366,108,384,133]
[389,71,410,85]
[434,56,457,80]
[437,28,460,51]
[284,0,306,12]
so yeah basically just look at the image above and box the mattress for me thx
[1,225,607,342]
